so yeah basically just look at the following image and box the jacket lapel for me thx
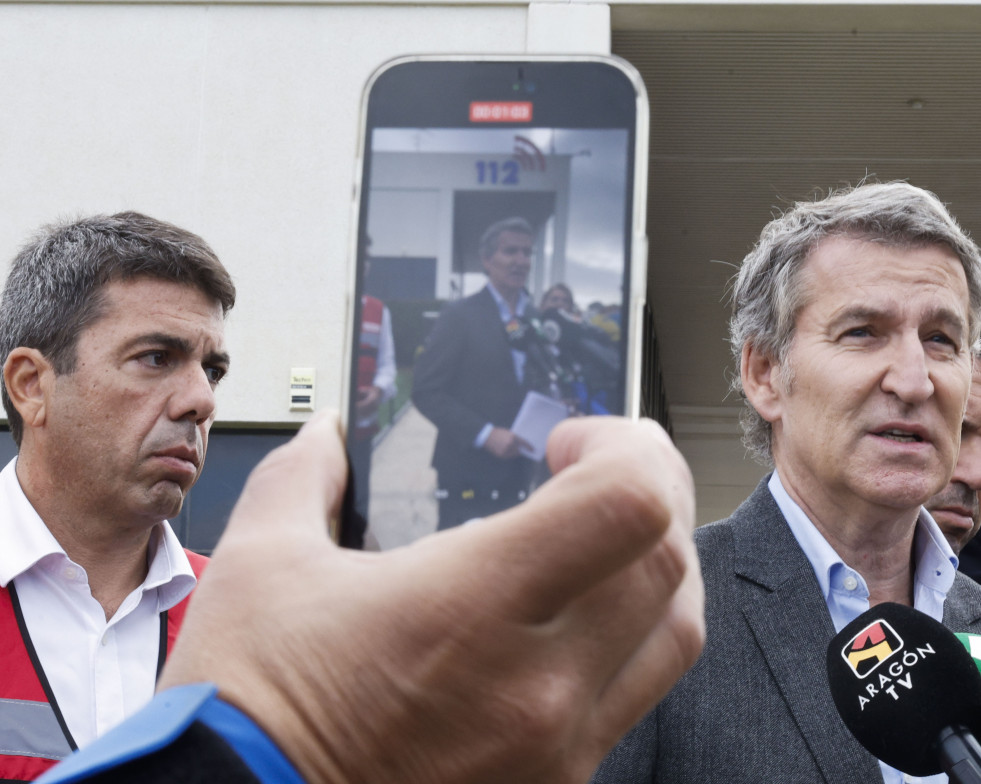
[731,483,882,782]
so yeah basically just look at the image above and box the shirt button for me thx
[843,575,859,591]
[63,566,79,581]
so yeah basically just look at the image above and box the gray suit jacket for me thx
[592,478,981,783]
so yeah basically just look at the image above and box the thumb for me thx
[220,409,349,545]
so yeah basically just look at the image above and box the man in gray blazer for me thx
[592,181,981,783]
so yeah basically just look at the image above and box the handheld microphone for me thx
[826,603,981,780]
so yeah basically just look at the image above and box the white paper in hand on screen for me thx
[511,391,570,461]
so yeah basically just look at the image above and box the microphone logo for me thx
[841,619,904,678]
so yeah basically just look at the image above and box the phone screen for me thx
[343,56,647,549]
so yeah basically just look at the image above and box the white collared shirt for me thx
[769,471,957,784]
[0,458,197,749]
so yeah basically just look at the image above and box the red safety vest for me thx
[0,549,208,781]
[356,295,385,440]
[358,295,384,390]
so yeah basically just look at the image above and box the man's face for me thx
[42,277,228,528]
[483,230,533,300]
[926,362,981,554]
[761,235,972,517]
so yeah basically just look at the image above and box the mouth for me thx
[939,506,974,521]
[874,427,926,444]
[932,507,977,538]
[152,447,200,476]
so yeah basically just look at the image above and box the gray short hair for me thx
[730,181,981,465]
[0,211,236,446]
[478,217,534,260]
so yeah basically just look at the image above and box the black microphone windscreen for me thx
[826,603,981,775]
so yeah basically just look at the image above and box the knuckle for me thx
[675,609,707,670]
[665,580,707,670]
[499,673,580,755]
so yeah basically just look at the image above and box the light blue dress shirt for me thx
[769,471,958,784]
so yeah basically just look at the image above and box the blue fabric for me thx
[37,683,303,784]
[38,683,217,783]
[196,692,304,784]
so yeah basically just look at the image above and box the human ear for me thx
[741,342,784,424]
[4,348,54,429]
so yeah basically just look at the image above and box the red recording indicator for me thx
[469,101,533,123]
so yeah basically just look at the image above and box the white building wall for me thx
[0,1,611,424]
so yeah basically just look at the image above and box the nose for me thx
[169,365,217,425]
[879,333,934,405]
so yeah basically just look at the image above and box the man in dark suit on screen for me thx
[592,181,981,784]
[413,217,538,530]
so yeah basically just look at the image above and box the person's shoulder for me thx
[691,518,739,589]
[691,480,795,588]
[693,517,734,550]
[944,573,981,634]
[461,287,495,308]
[692,481,773,550]
[436,289,490,318]
[949,571,981,605]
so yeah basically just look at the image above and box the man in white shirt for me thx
[593,181,981,784]
[0,212,235,780]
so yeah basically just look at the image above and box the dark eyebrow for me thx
[207,350,232,370]
[126,332,231,369]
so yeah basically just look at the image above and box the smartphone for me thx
[340,55,648,549]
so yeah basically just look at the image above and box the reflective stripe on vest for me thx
[0,698,71,760]
[0,583,74,781]
[358,295,384,390]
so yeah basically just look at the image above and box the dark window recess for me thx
[0,431,16,466]
[173,428,298,554]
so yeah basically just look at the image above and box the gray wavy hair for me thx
[730,181,981,465]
